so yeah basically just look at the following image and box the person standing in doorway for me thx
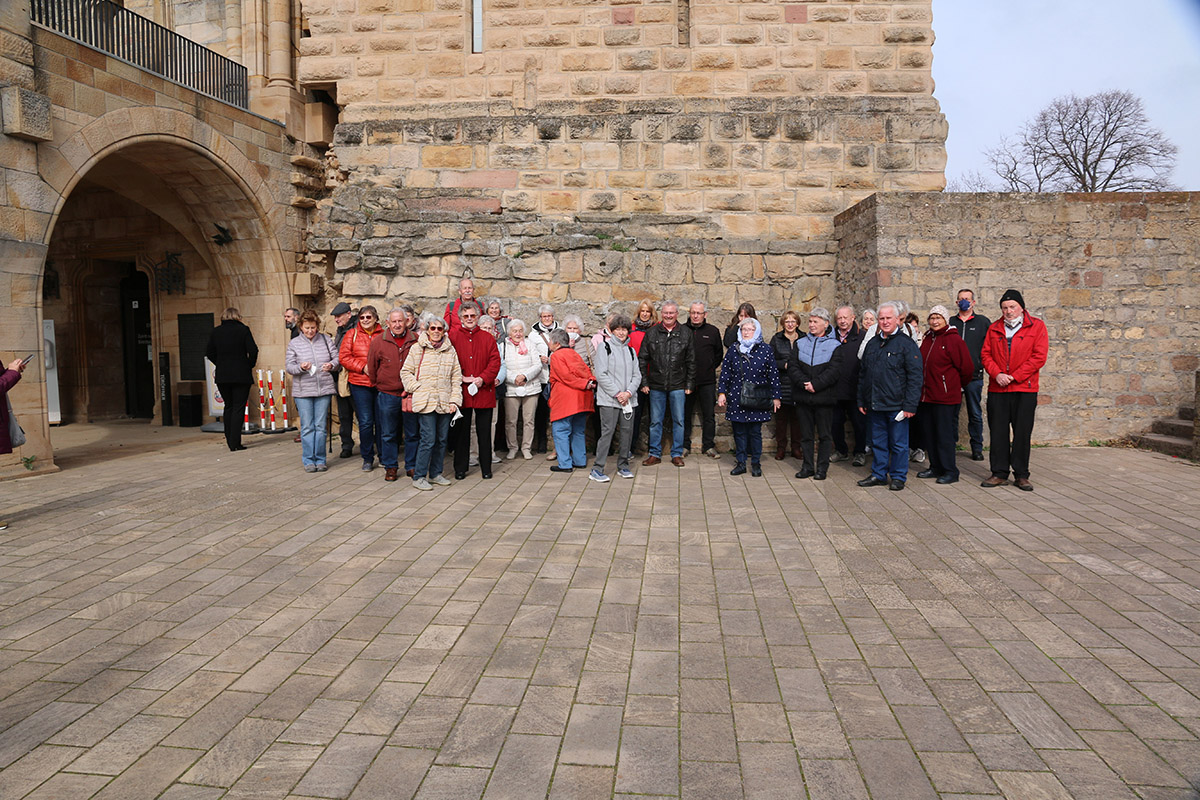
[206,308,259,452]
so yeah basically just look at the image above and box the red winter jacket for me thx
[548,346,596,422]
[919,326,974,404]
[338,322,382,387]
[444,297,484,334]
[449,324,502,408]
[980,312,1049,393]
[367,328,417,396]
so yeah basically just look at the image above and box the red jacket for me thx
[338,322,382,387]
[449,324,502,408]
[919,326,974,404]
[444,297,484,334]
[548,346,596,421]
[981,312,1049,393]
[367,328,417,396]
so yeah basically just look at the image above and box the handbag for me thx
[336,329,355,398]
[402,349,425,413]
[738,353,773,411]
[7,397,25,448]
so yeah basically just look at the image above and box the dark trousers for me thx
[683,382,717,452]
[774,403,800,455]
[954,377,985,453]
[796,403,833,473]
[731,421,763,466]
[832,400,867,455]
[218,382,251,451]
[987,392,1037,480]
[494,396,509,452]
[336,393,355,454]
[454,407,493,476]
[534,392,551,452]
[920,401,960,480]
[867,410,910,482]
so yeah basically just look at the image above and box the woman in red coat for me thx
[917,305,974,484]
[337,306,383,470]
[547,328,596,473]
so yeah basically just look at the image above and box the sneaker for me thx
[522,450,533,460]
[830,452,848,463]
[304,464,317,473]
[315,464,328,472]
[430,475,452,486]
[617,468,634,479]
[362,461,375,472]
[704,448,720,459]
[412,477,433,491]
[910,448,926,463]
[546,451,557,461]
[508,449,518,460]
[851,453,866,467]
[468,457,479,467]
[0,520,7,530]
[588,468,611,483]
[492,454,502,463]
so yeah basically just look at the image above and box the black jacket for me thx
[639,322,695,392]
[789,332,846,407]
[686,320,724,386]
[857,330,922,414]
[831,324,864,402]
[769,331,799,405]
[949,313,991,378]
[206,319,259,384]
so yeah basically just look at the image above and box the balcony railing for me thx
[31,0,249,110]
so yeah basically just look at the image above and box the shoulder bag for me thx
[739,351,773,411]
[402,349,425,413]
[7,397,25,448]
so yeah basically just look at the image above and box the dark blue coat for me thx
[857,331,922,414]
[717,341,781,423]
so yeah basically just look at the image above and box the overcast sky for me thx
[932,0,1200,189]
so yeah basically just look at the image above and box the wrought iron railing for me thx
[31,0,249,109]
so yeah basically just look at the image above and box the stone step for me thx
[1152,418,1194,438]
[1132,432,1194,459]
[1180,406,1196,422]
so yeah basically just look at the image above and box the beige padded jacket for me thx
[400,331,464,413]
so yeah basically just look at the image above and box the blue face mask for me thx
[957,299,972,312]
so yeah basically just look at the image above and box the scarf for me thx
[738,318,763,354]
[509,335,528,356]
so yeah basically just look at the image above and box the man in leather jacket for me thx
[638,301,695,466]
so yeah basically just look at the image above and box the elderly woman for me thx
[791,308,846,481]
[531,304,559,458]
[285,310,339,472]
[501,318,546,459]
[770,311,803,460]
[918,305,974,484]
[563,314,594,368]
[717,318,781,476]
[484,298,509,339]
[338,305,382,470]
[547,328,597,473]
[400,314,462,490]
[590,314,641,482]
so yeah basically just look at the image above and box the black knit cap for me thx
[999,289,1025,309]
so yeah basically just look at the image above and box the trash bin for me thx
[177,381,204,427]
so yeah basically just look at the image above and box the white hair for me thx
[563,314,583,329]
[689,300,706,311]
[538,304,554,315]
[507,318,527,335]
[661,300,679,312]
[877,301,903,318]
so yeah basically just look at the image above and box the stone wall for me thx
[833,191,1200,445]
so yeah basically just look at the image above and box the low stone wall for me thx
[834,191,1200,445]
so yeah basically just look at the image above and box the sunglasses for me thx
[428,325,446,331]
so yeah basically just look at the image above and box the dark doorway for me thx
[119,269,155,418]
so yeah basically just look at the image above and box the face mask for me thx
[957,299,971,312]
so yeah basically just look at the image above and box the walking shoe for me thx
[588,468,611,483]
[830,452,848,463]
[550,465,573,474]
[1015,478,1034,491]
[971,449,985,461]
[642,456,661,466]
[617,468,634,479]
[857,476,888,487]
[750,463,762,477]
[980,475,1008,488]
[704,448,720,459]
[315,464,328,472]
[304,464,317,473]
[492,454,502,463]
[468,457,479,467]
[522,450,533,460]
[671,457,685,467]
[730,463,747,476]
[795,467,815,479]
[413,477,433,491]
[507,449,518,460]
[910,448,926,463]
[851,453,866,467]
[889,479,906,491]
[362,461,375,472]
[384,468,398,482]
[339,449,353,459]
[430,475,452,486]
[546,451,557,461]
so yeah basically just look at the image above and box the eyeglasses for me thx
[428,325,445,331]
[360,315,375,321]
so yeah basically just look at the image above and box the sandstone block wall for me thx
[834,191,1200,445]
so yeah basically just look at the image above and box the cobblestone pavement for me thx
[2,434,1200,799]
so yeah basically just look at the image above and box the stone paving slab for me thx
[2,433,1200,798]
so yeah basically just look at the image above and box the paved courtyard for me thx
[2,431,1200,799]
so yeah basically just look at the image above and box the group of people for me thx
[209,277,1050,494]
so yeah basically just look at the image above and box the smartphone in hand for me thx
[21,354,36,366]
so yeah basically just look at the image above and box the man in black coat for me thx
[206,308,259,452]
[949,288,990,461]
[683,301,723,458]
[639,301,695,466]
[856,301,922,491]
[329,302,357,457]
[830,305,867,466]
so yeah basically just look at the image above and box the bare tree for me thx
[985,90,1178,192]
[945,170,997,192]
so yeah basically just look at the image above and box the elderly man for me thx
[857,301,923,491]
[949,288,990,461]
[830,304,867,466]
[444,277,484,333]
[980,289,1048,491]
[639,300,695,466]
[367,309,418,482]
[450,303,502,480]
[531,304,560,457]
[683,301,723,458]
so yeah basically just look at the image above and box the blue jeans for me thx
[415,412,451,480]
[376,391,402,469]
[731,420,763,466]
[551,413,589,469]
[867,410,910,482]
[955,377,984,453]
[295,395,331,466]
[648,389,686,458]
[403,409,419,471]
[349,384,379,464]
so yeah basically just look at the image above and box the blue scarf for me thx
[737,318,763,354]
